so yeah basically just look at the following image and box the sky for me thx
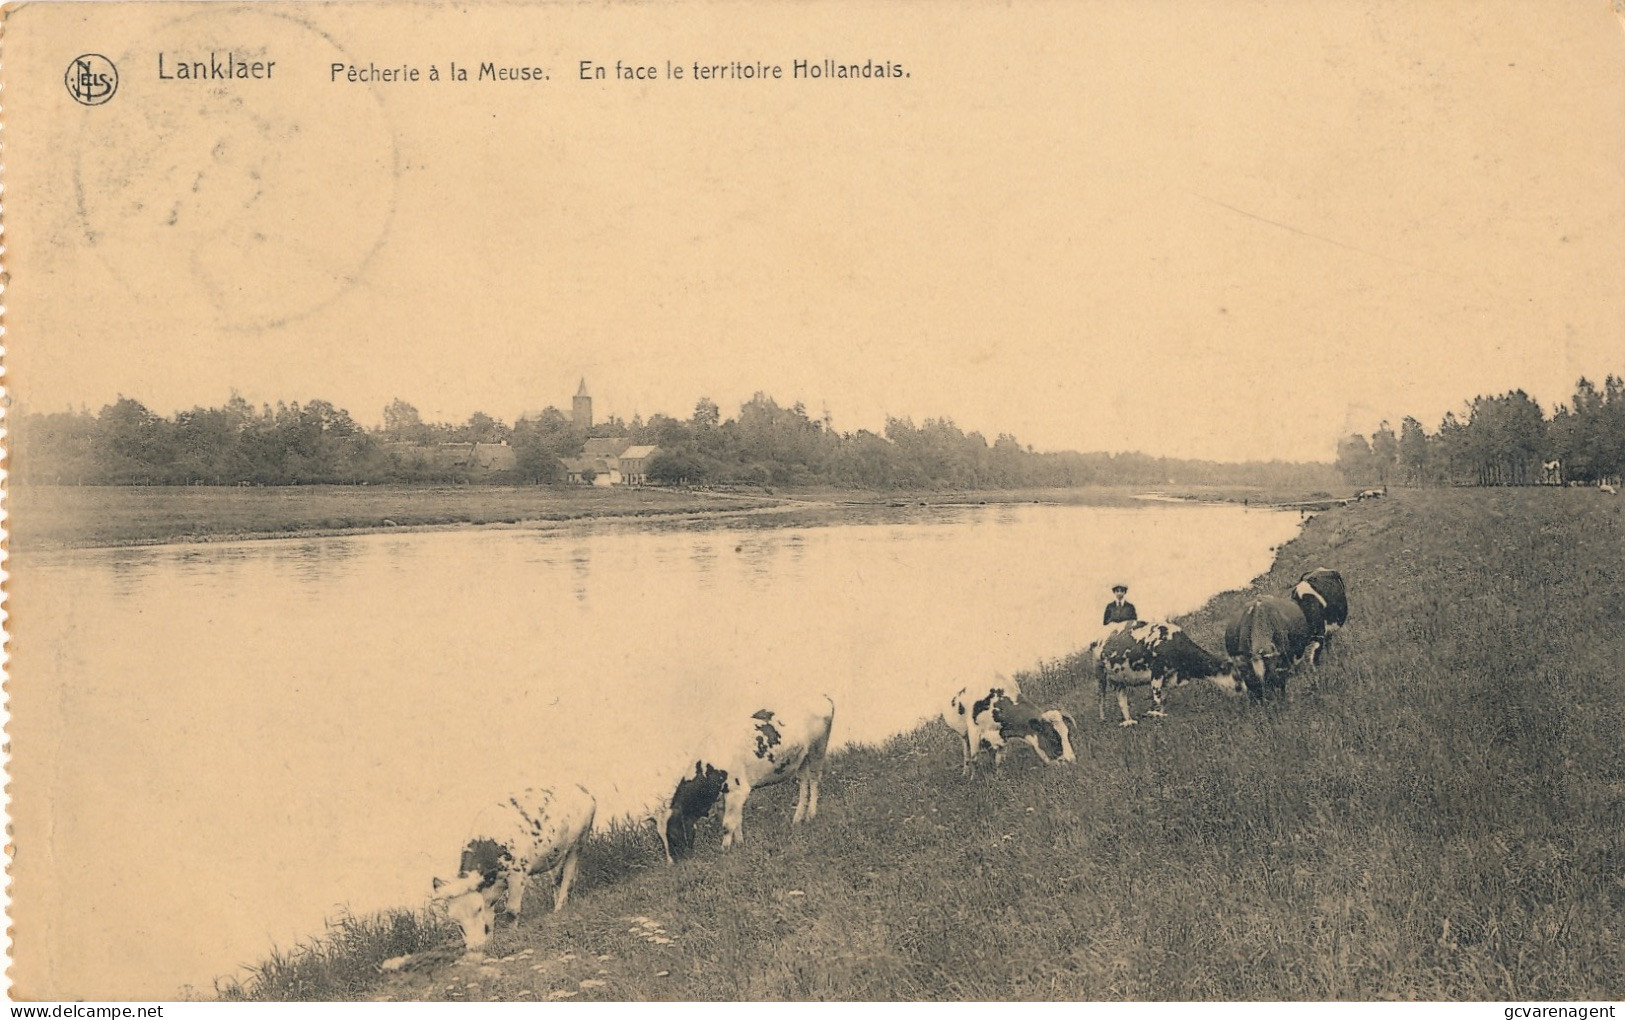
[8,0,1625,462]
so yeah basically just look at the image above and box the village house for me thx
[618,445,659,484]
[560,437,661,485]
[532,382,662,485]
[387,441,517,473]
[562,454,620,486]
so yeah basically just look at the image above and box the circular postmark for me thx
[66,53,119,105]
[73,10,399,332]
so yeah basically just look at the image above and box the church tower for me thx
[572,378,593,428]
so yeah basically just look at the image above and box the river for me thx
[7,500,1302,999]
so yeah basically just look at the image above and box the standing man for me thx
[1103,584,1137,625]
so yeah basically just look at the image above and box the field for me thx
[223,487,1624,1001]
[5,484,782,549]
[5,483,1164,549]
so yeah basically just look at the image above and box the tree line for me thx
[13,390,1342,491]
[1336,375,1625,487]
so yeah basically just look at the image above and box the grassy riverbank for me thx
[225,487,1624,1001]
[6,483,1164,550]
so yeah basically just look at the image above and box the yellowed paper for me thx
[3,0,1623,1003]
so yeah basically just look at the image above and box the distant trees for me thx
[647,449,703,484]
[14,388,1341,492]
[691,397,720,429]
[1549,376,1625,485]
[1335,434,1377,487]
[13,394,393,485]
[1399,417,1429,486]
[1370,422,1399,487]
[1463,391,1547,486]
[509,408,578,484]
[1340,376,1624,488]
[1337,420,1400,488]
[382,399,429,443]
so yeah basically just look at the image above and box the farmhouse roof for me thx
[620,445,659,460]
[582,437,631,458]
[563,456,617,473]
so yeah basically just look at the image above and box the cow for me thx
[1078,619,1138,682]
[1290,567,1348,665]
[1602,483,1618,495]
[1224,596,1312,701]
[1095,620,1239,726]
[1356,488,1386,500]
[944,676,1076,775]
[657,694,835,863]
[430,783,596,951]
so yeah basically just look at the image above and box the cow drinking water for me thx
[430,784,596,951]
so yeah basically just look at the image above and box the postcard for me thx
[4,0,1623,1004]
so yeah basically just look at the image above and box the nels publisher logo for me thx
[66,53,119,105]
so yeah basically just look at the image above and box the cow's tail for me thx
[805,694,835,769]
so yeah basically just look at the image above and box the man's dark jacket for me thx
[1103,600,1138,625]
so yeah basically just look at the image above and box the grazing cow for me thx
[430,784,596,951]
[1356,488,1385,501]
[658,694,835,862]
[1602,483,1618,495]
[944,677,1076,775]
[1095,620,1239,726]
[1290,567,1348,665]
[1224,596,1311,700]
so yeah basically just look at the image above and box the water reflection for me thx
[12,501,1302,999]
[570,544,592,602]
[105,548,163,599]
[688,541,718,587]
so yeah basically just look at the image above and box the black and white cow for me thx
[658,694,835,862]
[1223,596,1311,700]
[944,677,1076,775]
[430,783,596,951]
[1356,488,1386,500]
[1095,620,1239,726]
[1290,567,1348,665]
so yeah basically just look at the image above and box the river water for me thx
[8,500,1302,999]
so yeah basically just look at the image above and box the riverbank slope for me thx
[230,487,1624,1001]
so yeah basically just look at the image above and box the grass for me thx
[224,487,1624,1001]
[6,483,1163,550]
[216,908,458,1001]
[5,484,781,549]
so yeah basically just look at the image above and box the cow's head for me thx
[1292,580,1328,609]
[1228,651,1278,694]
[430,872,502,951]
[665,761,728,858]
[1207,660,1245,696]
[1029,710,1076,764]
